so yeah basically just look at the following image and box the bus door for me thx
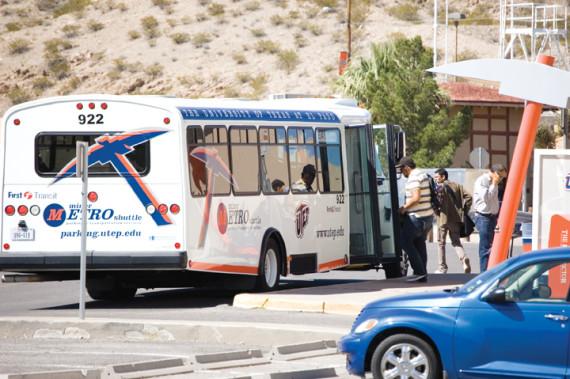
[344,124,383,265]
[372,124,404,265]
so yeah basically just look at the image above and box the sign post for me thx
[76,141,89,320]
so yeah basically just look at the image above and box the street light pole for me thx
[347,0,352,61]
[454,20,459,62]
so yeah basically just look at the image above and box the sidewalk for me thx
[234,274,474,316]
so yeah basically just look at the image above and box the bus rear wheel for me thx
[255,238,281,291]
[384,252,409,279]
[87,279,137,301]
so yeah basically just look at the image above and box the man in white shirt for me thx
[396,156,434,282]
[473,163,507,272]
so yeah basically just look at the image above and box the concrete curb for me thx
[271,340,338,361]
[194,349,269,370]
[0,370,100,379]
[102,358,193,379]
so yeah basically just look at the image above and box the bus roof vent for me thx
[267,93,315,100]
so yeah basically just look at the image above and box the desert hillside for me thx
[0,0,511,114]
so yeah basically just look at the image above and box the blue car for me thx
[339,248,570,379]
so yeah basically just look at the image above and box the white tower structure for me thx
[499,0,569,69]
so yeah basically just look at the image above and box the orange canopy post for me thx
[487,54,555,269]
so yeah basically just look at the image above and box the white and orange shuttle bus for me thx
[0,95,406,300]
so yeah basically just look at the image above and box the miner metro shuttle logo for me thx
[51,129,172,226]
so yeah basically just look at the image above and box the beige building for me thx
[440,82,528,169]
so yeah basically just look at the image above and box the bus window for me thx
[230,126,259,195]
[288,127,317,193]
[260,126,289,194]
[35,133,149,177]
[187,125,231,197]
[316,128,343,193]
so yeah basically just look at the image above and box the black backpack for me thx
[426,174,441,214]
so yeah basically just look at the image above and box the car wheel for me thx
[371,333,441,379]
[255,238,281,291]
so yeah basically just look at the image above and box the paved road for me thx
[0,241,522,376]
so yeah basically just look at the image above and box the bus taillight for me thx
[17,205,28,216]
[76,103,83,110]
[101,103,108,110]
[158,204,168,215]
[5,205,15,216]
[88,191,98,202]
[170,204,180,214]
[29,205,40,216]
[174,242,181,249]
[146,204,156,215]
[3,243,9,250]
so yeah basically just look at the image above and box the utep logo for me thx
[295,202,310,238]
[44,203,66,227]
[51,129,172,226]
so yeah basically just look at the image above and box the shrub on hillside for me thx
[152,0,175,9]
[32,77,54,92]
[208,3,225,16]
[171,32,191,44]
[87,20,104,32]
[9,39,32,55]
[313,0,337,8]
[270,15,284,26]
[255,39,280,54]
[245,1,260,11]
[387,3,420,23]
[277,49,299,73]
[232,52,247,64]
[145,63,164,79]
[6,22,22,32]
[192,33,213,47]
[7,86,32,105]
[294,33,307,48]
[250,28,265,37]
[62,24,81,37]
[141,16,160,39]
[53,0,92,17]
[128,30,141,40]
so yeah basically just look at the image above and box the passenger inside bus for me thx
[292,164,316,192]
[271,179,287,193]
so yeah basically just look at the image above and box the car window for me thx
[498,260,570,303]
[459,259,511,294]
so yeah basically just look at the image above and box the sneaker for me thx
[463,257,471,274]
[406,274,428,283]
[434,268,447,274]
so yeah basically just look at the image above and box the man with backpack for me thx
[432,168,473,274]
[396,156,434,282]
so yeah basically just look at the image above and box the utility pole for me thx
[347,0,352,60]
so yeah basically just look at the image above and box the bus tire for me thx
[384,252,409,278]
[87,281,137,301]
[255,238,281,291]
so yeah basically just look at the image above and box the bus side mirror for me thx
[396,131,406,162]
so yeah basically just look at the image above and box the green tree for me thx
[338,36,471,167]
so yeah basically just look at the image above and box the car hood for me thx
[365,290,463,309]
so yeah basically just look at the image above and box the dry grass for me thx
[8,39,32,55]
[141,16,160,39]
[192,33,213,47]
[53,0,92,18]
[232,52,247,64]
[62,24,81,38]
[6,22,22,32]
[277,49,299,73]
[171,32,191,44]
[255,39,280,54]
[7,86,32,105]
[87,20,104,32]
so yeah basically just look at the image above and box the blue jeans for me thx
[401,215,434,276]
[474,213,497,272]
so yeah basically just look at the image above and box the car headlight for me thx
[353,319,378,334]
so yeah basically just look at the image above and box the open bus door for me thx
[344,124,406,277]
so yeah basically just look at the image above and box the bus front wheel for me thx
[256,238,281,291]
[383,252,409,279]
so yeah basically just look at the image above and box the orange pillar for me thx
[487,54,555,269]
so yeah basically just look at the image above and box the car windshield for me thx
[457,258,513,294]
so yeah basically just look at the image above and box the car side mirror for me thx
[483,288,507,303]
